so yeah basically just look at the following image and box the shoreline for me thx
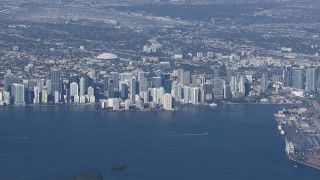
[286,153,320,170]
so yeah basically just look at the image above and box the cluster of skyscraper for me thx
[2,65,318,108]
[0,69,95,106]
[99,68,252,110]
[282,66,318,92]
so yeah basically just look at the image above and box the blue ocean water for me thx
[0,104,320,180]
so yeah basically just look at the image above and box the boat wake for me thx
[0,137,29,139]
[153,133,209,137]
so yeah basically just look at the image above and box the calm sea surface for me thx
[0,104,320,180]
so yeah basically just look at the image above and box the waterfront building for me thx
[11,83,25,105]
[34,86,40,104]
[183,86,191,104]
[163,94,173,110]
[70,82,79,97]
[50,68,62,94]
[129,77,137,104]
[54,91,60,103]
[214,78,225,100]
[190,87,199,105]
[4,73,19,91]
[224,85,231,99]
[41,89,48,103]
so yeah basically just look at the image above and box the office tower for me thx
[50,68,62,95]
[292,69,304,90]
[143,91,150,103]
[65,88,71,103]
[120,82,128,99]
[28,79,37,90]
[226,69,234,84]
[70,82,79,97]
[178,69,191,86]
[224,85,231,99]
[161,73,171,81]
[163,93,173,110]
[238,75,246,95]
[129,77,136,103]
[139,78,148,93]
[151,77,162,88]
[183,86,191,104]
[214,78,225,100]
[230,76,238,98]
[177,84,184,102]
[244,82,251,96]
[11,83,25,105]
[37,79,45,90]
[107,80,115,98]
[283,66,292,87]
[151,88,158,103]
[79,77,85,96]
[4,73,19,91]
[69,75,79,84]
[46,79,51,94]
[163,79,172,93]
[157,87,165,104]
[103,75,110,96]
[110,72,119,92]
[190,87,199,105]
[183,71,191,85]
[88,86,94,96]
[305,67,317,92]
[178,69,184,84]
[34,86,40,104]
[261,72,268,92]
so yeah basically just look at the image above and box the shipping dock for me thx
[275,101,320,170]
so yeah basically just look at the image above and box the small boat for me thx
[110,163,127,171]
[209,103,218,107]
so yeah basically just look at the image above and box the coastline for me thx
[286,153,320,170]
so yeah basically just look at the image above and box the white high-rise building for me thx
[0,91,3,105]
[70,82,79,96]
[183,86,191,104]
[12,83,25,105]
[88,86,94,96]
[157,87,165,104]
[190,87,199,105]
[152,88,158,103]
[79,77,85,96]
[3,91,10,105]
[41,89,48,103]
[34,86,40,104]
[129,77,136,104]
[162,93,173,110]
[54,91,60,103]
